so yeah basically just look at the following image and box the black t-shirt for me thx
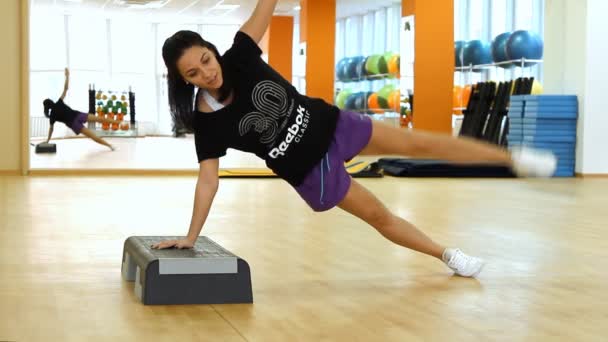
[50,99,79,126]
[193,31,339,186]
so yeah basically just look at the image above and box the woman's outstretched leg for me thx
[338,178,484,277]
[80,127,115,151]
[360,121,556,177]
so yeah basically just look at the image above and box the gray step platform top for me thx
[124,236,239,275]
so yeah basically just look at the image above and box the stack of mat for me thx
[507,95,578,177]
[377,158,514,178]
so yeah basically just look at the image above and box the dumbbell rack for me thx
[88,85,140,138]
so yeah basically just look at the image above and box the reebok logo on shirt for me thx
[268,104,310,159]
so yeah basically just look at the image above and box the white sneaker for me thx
[443,248,485,278]
[510,147,557,178]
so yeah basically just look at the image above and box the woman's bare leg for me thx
[360,120,512,165]
[338,178,445,259]
[338,178,484,277]
[80,127,115,151]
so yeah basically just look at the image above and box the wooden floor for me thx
[1,175,607,341]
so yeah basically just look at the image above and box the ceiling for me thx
[31,0,402,22]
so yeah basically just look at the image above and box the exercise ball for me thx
[491,32,512,68]
[365,54,388,75]
[454,85,472,111]
[531,80,543,94]
[346,56,365,80]
[453,86,463,113]
[463,40,492,67]
[388,90,401,112]
[388,54,400,76]
[356,56,369,80]
[377,84,396,100]
[353,92,368,111]
[506,30,543,66]
[336,58,349,81]
[463,85,472,106]
[335,89,353,109]
[345,93,358,110]
[377,84,395,108]
[365,55,380,75]
[368,93,385,113]
[455,40,465,67]
[377,55,389,74]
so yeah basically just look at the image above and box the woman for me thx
[152,0,556,278]
[43,68,120,151]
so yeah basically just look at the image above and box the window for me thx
[455,0,545,85]
[468,0,485,39]
[30,11,66,71]
[67,15,108,71]
[111,20,154,74]
[491,0,509,37]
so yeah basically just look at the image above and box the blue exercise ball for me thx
[353,92,367,111]
[346,56,365,80]
[491,32,512,68]
[336,58,349,81]
[336,58,348,82]
[356,56,369,80]
[344,92,359,110]
[341,57,354,81]
[506,30,543,66]
[463,40,492,67]
[455,40,465,67]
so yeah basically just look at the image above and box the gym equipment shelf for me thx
[336,73,400,83]
[455,58,543,72]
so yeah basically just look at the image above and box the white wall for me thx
[544,0,607,174]
[581,0,608,173]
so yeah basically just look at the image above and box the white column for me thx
[544,0,608,174]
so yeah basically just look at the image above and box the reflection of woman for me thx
[43,68,120,151]
[152,0,557,279]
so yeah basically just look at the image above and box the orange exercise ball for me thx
[388,90,401,112]
[387,55,400,76]
[367,93,383,114]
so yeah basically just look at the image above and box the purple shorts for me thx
[70,112,89,134]
[294,110,373,212]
